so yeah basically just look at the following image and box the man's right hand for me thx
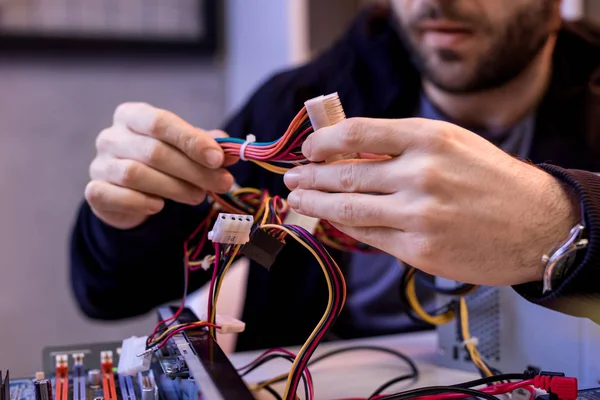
[86,102,235,230]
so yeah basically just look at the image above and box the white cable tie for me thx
[239,134,256,161]
[462,337,479,346]
[201,255,213,271]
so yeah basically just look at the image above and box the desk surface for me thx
[229,331,480,399]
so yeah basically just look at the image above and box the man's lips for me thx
[416,21,474,47]
[417,20,473,33]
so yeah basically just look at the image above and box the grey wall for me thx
[0,57,225,376]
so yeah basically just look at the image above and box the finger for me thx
[303,117,439,162]
[85,180,164,215]
[90,157,207,205]
[100,127,234,193]
[286,189,399,227]
[283,159,397,193]
[206,130,240,167]
[113,102,225,169]
[329,222,406,257]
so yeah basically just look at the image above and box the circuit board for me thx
[3,307,254,400]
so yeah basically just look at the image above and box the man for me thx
[71,0,600,351]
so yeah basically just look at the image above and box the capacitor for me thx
[140,388,155,400]
[88,369,102,387]
[34,379,53,400]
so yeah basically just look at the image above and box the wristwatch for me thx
[541,206,589,294]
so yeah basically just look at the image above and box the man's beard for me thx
[395,1,553,94]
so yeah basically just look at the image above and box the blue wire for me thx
[215,137,280,146]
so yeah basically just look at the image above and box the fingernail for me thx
[302,138,312,160]
[287,191,299,208]
[147,199,164,213]
[192,190,206,204]
[202,149,224,168]
[284,170,300,189]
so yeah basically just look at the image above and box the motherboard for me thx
[2,307,253,400]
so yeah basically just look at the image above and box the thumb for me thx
[205,129,239,166]
[206,129,230,139]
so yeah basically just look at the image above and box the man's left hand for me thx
[283,117,579,286]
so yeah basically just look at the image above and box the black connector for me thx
[241,229,285,269]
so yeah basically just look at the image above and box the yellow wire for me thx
[252,161,289,174]
[405,268,454,325]
[210,245,241,332]
[259,224,345,400]
[148,321,210,346]
[459,297,494,377]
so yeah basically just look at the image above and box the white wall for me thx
[0,57,225,377]
[223,0,309,115]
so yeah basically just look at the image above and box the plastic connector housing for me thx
[304,92,359,163]
[283,208,319,234]
[117,336,152,376]
[533,376,578,400]
[208,213,254,244]
[241,228,285,269]
[200,314,246,334]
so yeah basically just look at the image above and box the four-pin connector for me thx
[208,213,254,245]
[117,336,152,376]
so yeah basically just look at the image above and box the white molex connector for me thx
[200,314,246,334]
[304,92,346,131]
[283,208,319,234]
[304,92,359,163]
[208,213,254,244]
[117,336,152,376]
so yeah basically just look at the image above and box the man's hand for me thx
[86,103,235,230]
[283,117,579,286]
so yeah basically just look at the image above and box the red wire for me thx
[147,241,191,344]
[334,380,535,400]
[207,242,220,326]
[154,322,221,349]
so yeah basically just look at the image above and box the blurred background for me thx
[0,0,598,376]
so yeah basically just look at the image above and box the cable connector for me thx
[241,228,285,269]
[117,336,152,376]
[200,314,246,334]
[304,92,359,163]
[283,208,319,234]
[533,375,578,400]
[208,213,254,244]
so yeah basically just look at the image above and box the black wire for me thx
[368,374,417,399]
[415,270,477,296]
[307,345,418,376]
[284,224,342,398]
[399,267,454,324]
[399,267,427,324]
[450,373,528,388]
[377,386,501,400]
[263,385,283,400]
[308,346,420,400]
[239,354,310,400]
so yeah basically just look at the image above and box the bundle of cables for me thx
[345,371,578,400]
[140,92,502,399]
[215,106,313,174]
[143,187,346,400]
[181,186,375,263]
